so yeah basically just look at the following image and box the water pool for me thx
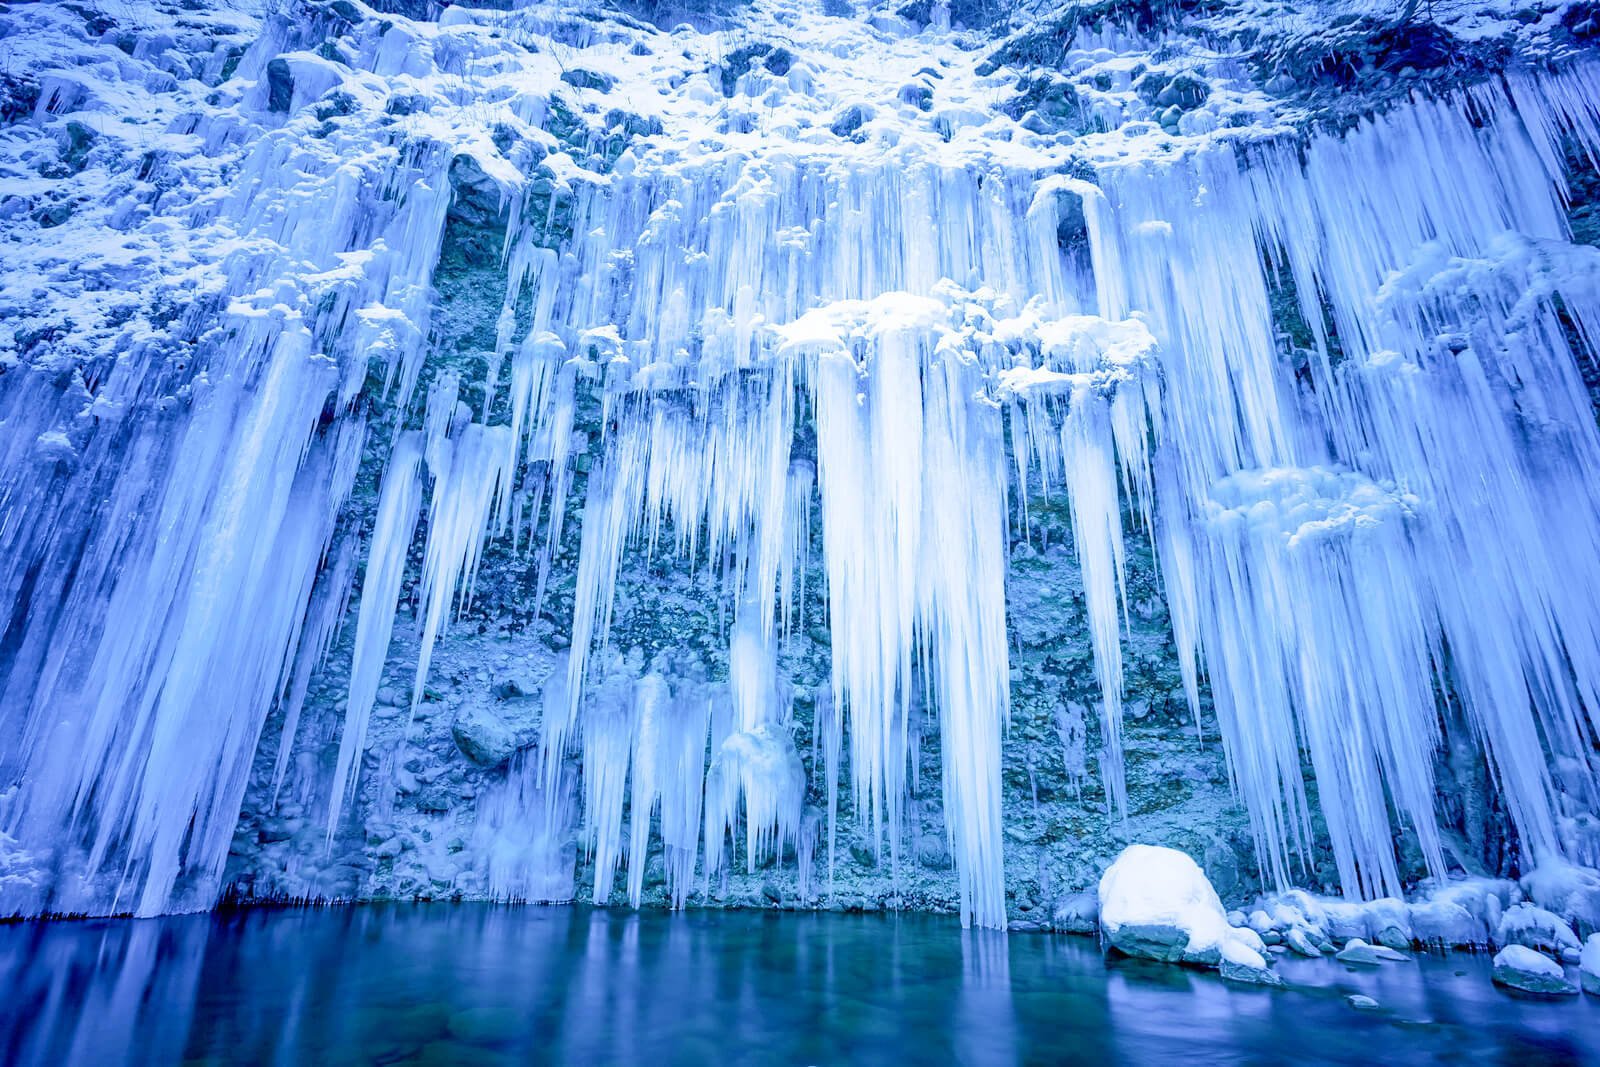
[2,906,1596,1065]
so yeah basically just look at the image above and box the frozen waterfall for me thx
[1,0,1599,930]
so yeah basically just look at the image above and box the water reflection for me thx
[1,906,1597,1065]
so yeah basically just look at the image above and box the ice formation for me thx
[0,0,1599,929]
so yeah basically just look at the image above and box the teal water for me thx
[1,906,1596,1065]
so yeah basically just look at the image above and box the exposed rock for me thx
[265,57,293,113]
[451,708,518,767]
[560,69,616,93]
[1052,889,1098,934]
[1285,927,1322,957]
[1219,938,1282,986]
[916,833,952,871]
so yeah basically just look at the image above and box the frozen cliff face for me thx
[1,0,1599,928]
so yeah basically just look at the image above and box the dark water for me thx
[2,906,1597,1065]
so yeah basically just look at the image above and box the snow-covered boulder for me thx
[1409,897,1485,949]
[1521,864,1600,940]
[1098,845,1276,985]
[1495,902,1581,956]
[1492,945,1577,995]
[1582,934,1600,996]
[1363,898,1413,951]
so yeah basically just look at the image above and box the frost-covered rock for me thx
[1098,845,1275,985]
[451,707,519,767]
[1052,888,1099,934]
[1582,934,1600,996]
[1363,898,1413,951]
[1491,945,1577,995]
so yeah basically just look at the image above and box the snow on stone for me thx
[1097,844,1274,983]
[1492,944,1578,995]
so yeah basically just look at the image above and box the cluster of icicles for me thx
[4,31,1600,928]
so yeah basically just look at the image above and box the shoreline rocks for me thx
[1492,945,1578,995]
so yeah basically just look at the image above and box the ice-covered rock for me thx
[1495,902,1581,956]
[1491,945,1577,995]
[1363,898,1413,951]
[1521,865,1600,940]
[1409,900,1475,947]
[1582,934,1600,996]
[1098,845,1276,985]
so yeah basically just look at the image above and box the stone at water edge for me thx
[1097,844,1277,983]
[1345,994,1380,1011]
[1219,938,1282,986]
[1335,938,1409,965]
[1582,934,1600,995]
[1285,927,1323,957]
[1052,889,1098,935]
[1491,945,1578,995]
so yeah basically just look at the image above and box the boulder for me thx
[1285,927,1323,957]
[1098,844,1276,982]
[915,833,952,871]
[1363,897,1413,950]
[1521,864,1600,940]
[1409,898,1483,949]
[1492,945,1577,995]
[1496,902,1581,956]
[1219,938,1282,986]
[1335,938,1407,965]
[1582,934,1600,996]
[1052,889,1099,935]
[451,707,518,767]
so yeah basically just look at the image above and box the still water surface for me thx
[2,905,1597,1065]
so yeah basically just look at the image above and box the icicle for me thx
[411,422,516,712]
[329,433,425,838]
